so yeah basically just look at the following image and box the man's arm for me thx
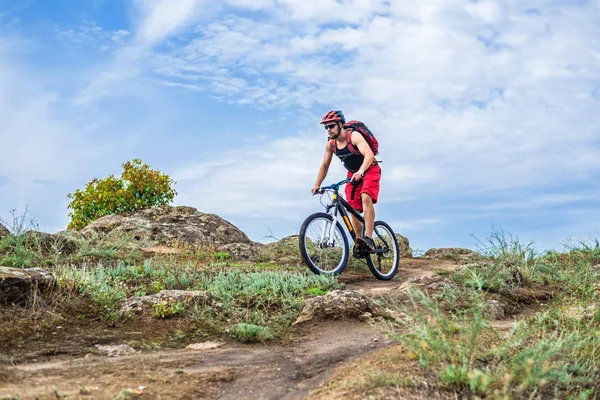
[312,142,334,194]
[350,131,374,181]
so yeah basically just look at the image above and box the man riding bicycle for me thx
[311,110,382,252]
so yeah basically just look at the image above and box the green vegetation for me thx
[67,159,177,230]
[230,323,274,343]
[2,201,599,399]
[383,230,600,399]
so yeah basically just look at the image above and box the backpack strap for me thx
[329,138,336,154]
[329,129,360,155]
[345,129,361,155]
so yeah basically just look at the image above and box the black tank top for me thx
[336,144,364,173]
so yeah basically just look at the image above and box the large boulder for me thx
[395,233,413,258]
[256,235,302,265]
[292,290,392,325]
[81,205,260,259]
[0,223,9,240]
[0,266,56,306]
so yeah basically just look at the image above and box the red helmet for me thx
[320,110,345,124]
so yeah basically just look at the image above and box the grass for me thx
[0,207,344,350]
[3,208,600,398]
[1,216,343,339]
[381,231,600,399]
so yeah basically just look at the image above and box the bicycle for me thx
[298,178,400,280]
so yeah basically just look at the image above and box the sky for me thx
[0,0,599,254]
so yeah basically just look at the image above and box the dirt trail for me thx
[0,258,534,400]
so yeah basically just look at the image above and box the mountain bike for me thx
[298,178,400,280]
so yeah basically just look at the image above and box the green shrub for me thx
[230,323,273,342]
[67,159,177,230]
[153,300,185,319]
[0,207,41,268]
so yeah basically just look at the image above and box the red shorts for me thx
[345,165,381,213]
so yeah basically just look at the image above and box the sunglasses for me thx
[324,123,337,130]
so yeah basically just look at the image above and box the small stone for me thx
[185,341,223,351]
[95,344,136,357]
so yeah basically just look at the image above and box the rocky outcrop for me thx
[120,289,212,315]
[81,205,260,260]
[293,290,392,325]
[0,266,56,306]
[0,229,83,258]
[257,235,302,265]
[423,247,487,263]
[396,233,413,258]
[0,223,9,240]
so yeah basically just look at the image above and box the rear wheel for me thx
[365,221,399,280]
[299,212,349,275]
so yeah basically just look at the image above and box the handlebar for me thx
[314,178,351,195]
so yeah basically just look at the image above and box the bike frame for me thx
[319,178,389,254]
[323,186,364,244]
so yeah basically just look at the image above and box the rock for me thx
[95,344,136,357]
[120,289,211,315]
[50,230,83,256]
[22,230,55,253]
[397,275,455,293]
[20,230,81,256]
[395,233,413,259]
[483,300,506,320]
[256,235,301,264]
[358,312,373,322]
[0,223,9,239]
[140,246,182,257]
[292,290,391,325]
[217,243,259,260]
[185,341,224,350]
[423,248,486,263]
[81,205,260,260]
[0,266,56,306]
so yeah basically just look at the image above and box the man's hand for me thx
[351,170,364,182]
[311,185,320,195]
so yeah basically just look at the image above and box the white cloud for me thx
[172,133,338,218]
[5,0,599,249]
[76,0,211,104]
[133,0,207,45]
[131,0,600,228]
[57,22,130,50]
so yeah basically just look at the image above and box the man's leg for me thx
[361,193,375,238]
[350,214,363,237]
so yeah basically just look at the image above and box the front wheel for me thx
[299,212,349,275]
[366,221,400,280]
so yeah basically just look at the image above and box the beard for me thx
[328,125,341,139]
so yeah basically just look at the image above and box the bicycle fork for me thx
[323,209,338,247]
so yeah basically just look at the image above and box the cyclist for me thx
[311,110,381,251]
